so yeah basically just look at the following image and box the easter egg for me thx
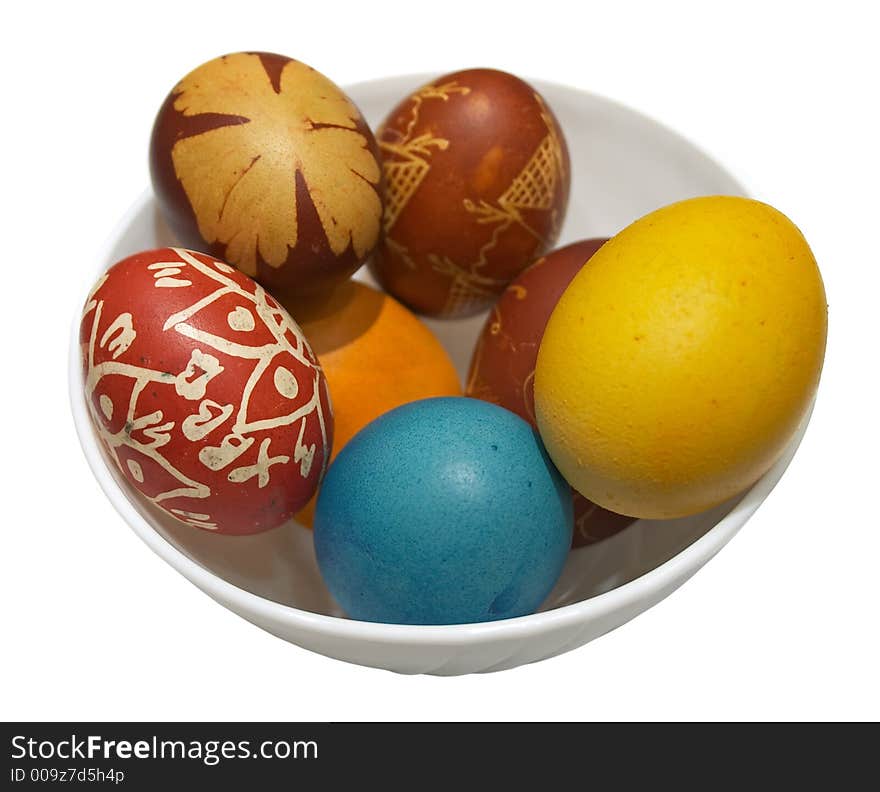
[467,239,635,546]
[369,68,570,318]
[314,398,572,624]
[535,197,828,519]
[79,247,333,535]
[280,281,461,527]
[467,239,608,420]
[150,52,383,297]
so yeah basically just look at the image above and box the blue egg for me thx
[314,397,573,625]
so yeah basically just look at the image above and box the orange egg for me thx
[281,281,462,526]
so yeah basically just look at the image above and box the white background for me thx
[2,0,878,720]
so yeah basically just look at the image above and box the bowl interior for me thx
[83,76,748,620]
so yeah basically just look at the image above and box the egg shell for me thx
[467,239,635,546]
[314,398,573,625]
[369,68,570,318]
[535,196,828,519]
[280,281,461,527]
[79,247,333,535]
[467,240,608,422]
[150,52,383,297]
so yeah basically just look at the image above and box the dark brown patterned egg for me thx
[369,68,570,318]
[466,239,636,546]
[150,52,383,298]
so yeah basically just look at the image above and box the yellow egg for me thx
[534,196,827,519]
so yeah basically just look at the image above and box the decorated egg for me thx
[281,281,461,527]
[369,68,570,318]
[535,197,828,519]
[150,52,383,297]
[314,398,572,625]
[79,247,333,535]
[467,239,635,546]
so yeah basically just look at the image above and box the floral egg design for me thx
[150,52,383,297]
[79,247,333,535]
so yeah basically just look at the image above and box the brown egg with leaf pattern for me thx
[150,52,383,298]
[370,68,571,318]
[466,239,636,547]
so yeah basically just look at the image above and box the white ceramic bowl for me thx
[69,75,810,675]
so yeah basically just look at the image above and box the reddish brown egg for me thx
[466,239,635,546]
[150,52,383,297]
[79,247,333,535]
[370,68,570,318]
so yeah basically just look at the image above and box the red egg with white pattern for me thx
[79,247,333,535]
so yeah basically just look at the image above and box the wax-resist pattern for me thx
[466,299,536,418]
[80,248,333,535]
[380,81,471,232]
[447,95,567,316]
[465,239,634,547]
[429,255,510,319]
[372,69,570,318]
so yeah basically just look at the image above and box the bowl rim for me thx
[68,75,800,645]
